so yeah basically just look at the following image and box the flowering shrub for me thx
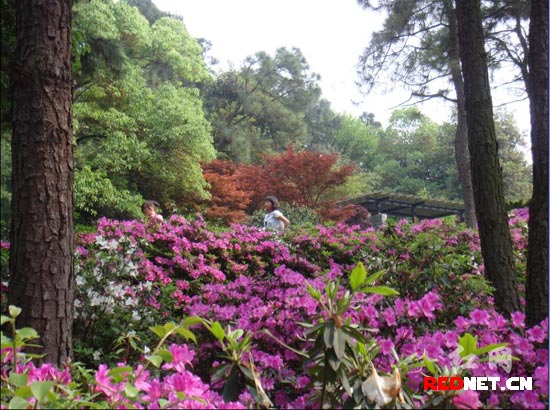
[1,208,547,409]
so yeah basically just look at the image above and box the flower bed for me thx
[1,209,547,409]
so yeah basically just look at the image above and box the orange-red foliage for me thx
[202,160,251,224]
[203,148,358,224]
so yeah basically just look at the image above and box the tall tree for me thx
[525,0,548,327]
[8,0,74,364]
[357,0,477,227]
[455,0,521,315]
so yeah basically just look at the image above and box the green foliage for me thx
[72,0,214,223]
[202,320,272,407]
[203,47,322,163]
[300,263,408,408]
[1,306,202,409]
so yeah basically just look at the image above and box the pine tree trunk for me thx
[8,0,74,365]
[444,0,477,229]
[455,0,521,315]
[525,0,548,327]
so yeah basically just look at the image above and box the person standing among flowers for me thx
[263,196,290,233]
[142,200,164,225]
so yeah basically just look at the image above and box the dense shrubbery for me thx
[1,209,547,409]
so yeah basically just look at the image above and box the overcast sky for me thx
[152,0,531,140]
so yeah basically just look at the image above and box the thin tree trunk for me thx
[444,0,477,228]
[455,0,521,315]
[525,0,548,327]
[8,0,74,365]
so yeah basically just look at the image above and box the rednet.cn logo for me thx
[423,376,533,391]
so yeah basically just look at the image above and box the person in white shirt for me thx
[263,196,290,232]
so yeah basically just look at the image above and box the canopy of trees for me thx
[0,0,533,236]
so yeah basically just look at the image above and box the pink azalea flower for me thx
[469,309,491,326]
[511,311,526,329]
[453,390,482,409]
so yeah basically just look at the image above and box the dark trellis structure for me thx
[342,192,465,222]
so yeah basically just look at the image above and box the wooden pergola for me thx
[341,192,465,222]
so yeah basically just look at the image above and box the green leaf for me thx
[423,354,436,376]
[157,349,174,363]
[9,397,29,410]
[150,325,167,339]
[349,262,367,291]
[175,327,196,343]
[359,286,399,296]
[306,282,322,301]
[222,368,240,403]
[17,327,39,340]
[30,381,53,403]
[327,349,340,371]
[8,306,22,318]
[181,316,202,327]
[459,333,477,357]
[8,373,28,387]
[146,355,163,368]
[475,343,508,356]
[333,328,346,360]
[1,315,10,326]
[108,366,133,378]
[323,322,335,349]
[13,385,32,399]
[124,383,139,398]
[210,322,225,343]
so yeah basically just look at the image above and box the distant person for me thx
[263,196,290,233]
[142,200,164,225]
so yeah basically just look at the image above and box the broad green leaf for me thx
[13,386,32,399]
[181,316,202,327]
[108,366,133,378]
[349,262,367,291]
[1,315,10,326]
[459,333,477,357]
[175,327,196,342]
[146,355,163,368]
[327,349,340,371]
[124,383,139,398]
[9,397,29,410]
[8,306,22,318]
[17,327,39,340]
[210,322,225,342]
[150,325,167,339]
[222,368,240,403]
[475,343,508,356]
[229,328,244,341]
[157,349,174,363]
[333,329,346,360]
[8,373,28,387]
[359,286,399,296]
[323,322,335,348]
[30,381,53,403]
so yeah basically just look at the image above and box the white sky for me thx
[152,0,531,148]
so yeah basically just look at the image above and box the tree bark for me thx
[525,0,548,327]
[443,0,477,229]
[8,0,74,365]
[455,0,521,315]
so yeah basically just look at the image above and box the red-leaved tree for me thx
[202,160,251,224]
[236,147,358,220]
